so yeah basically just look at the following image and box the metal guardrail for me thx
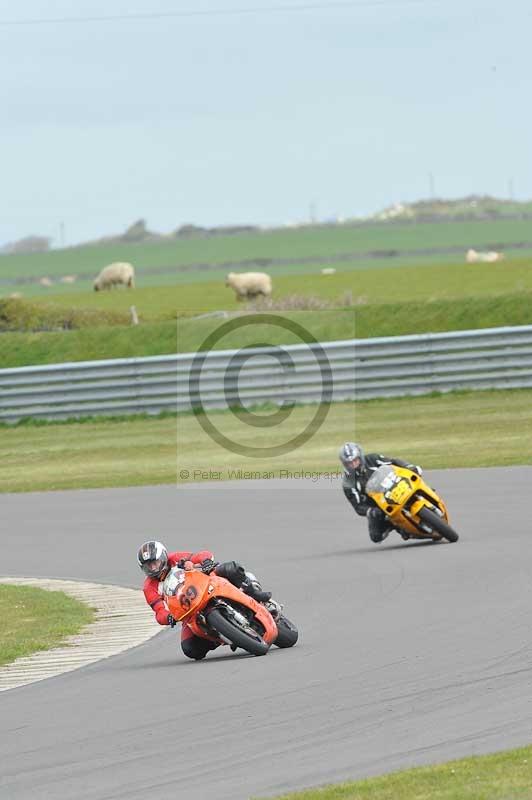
[2,324,532,422]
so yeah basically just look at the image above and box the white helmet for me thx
[339,442,365,475]
[137,540,168,578]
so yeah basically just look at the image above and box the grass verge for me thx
[0,297,129,331]
[2,292,532,368]
[1,389,531,492]
[0,585,95,666]
[262,745,532,799]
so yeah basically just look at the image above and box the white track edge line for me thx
[0,577,161,692]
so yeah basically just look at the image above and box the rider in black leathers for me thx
[339,442,422,543]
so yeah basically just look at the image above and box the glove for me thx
[167,615,176,628]
[408,464,423,476]
[200,558,217,575]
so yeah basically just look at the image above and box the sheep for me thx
[60,275,77,284]
[321,268,336,275]
[39,277,53,287]
[225,271,272,301]
[93,262,135,291]
[483,251,504,263]
[466,249,504,264]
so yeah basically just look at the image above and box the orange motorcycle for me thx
[365,465,459,543]
[162,562,298,656]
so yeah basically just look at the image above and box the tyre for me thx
[418,506,459,543]
[274,615,299,649]
[206,607,270,656]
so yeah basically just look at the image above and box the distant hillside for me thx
[1,235,52,255]
[85,218,260,247]
[372,195,532,223]
[67,196,532,248]
[3,197,532,287]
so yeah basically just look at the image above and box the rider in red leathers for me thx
[138,540,272,660]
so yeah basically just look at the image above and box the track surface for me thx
[2,468,532,799]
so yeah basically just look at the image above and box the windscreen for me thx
[366,464,397,494]
[162,567,186,597]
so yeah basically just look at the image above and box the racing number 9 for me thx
[179,585,198,610]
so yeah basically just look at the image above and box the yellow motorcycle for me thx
[365,465,459,543]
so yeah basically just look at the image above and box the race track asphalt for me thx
[1,467,532,800]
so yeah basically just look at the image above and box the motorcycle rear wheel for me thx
[206,607,270,656]
[418,507,459,542]
[274,615,298,648]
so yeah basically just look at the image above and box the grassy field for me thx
[11,247,532,300]
[26,257,532,320]
[13,252,532,329]
[2,252,472,298]
[1,389,531,492]
[0,584,95,666]
[263,745,532,800]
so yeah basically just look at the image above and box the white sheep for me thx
[321,268,336,275]
[465,249,504,264]
[94,262,135,291]
[482,251,504,263]
[39,277,53,287]
[225,271,272,301]
[60,275,77,284]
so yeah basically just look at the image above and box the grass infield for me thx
[1,389,531,493]
[261,745,532,799]
[0,584,95,666]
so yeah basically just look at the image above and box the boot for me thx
[264,598,283,619]
[243,582,272,604]
[241,572,272,604]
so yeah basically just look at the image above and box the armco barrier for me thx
[1,324,532,422]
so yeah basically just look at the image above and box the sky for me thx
[2,0,531,246]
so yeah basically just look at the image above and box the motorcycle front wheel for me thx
[418,507,459,542]
[274,615,298,648]
[206,607,270,656]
